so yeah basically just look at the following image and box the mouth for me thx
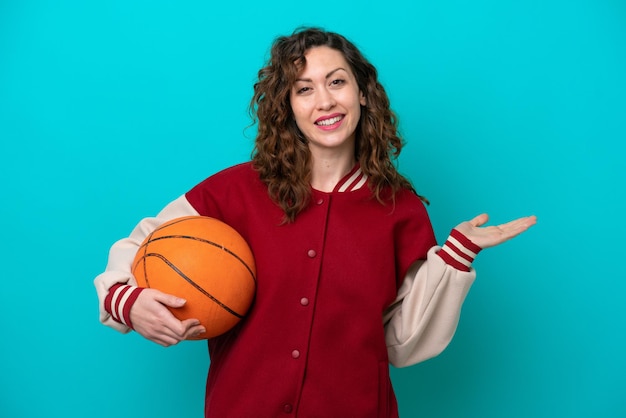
[315,114,344,127]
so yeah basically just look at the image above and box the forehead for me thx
[296,46,352,77]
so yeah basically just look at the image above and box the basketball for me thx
[131,216,256,339]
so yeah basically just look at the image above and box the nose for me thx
[316,87,336,111]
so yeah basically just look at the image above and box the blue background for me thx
[1,1,624,417]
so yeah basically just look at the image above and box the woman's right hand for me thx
[129,289,205,347]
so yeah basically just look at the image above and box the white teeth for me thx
[316,116,342,126]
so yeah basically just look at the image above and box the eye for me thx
[295,86,312,95]
[330,79,346,87]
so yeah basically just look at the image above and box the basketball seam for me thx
[141,252,245,319]
[140,230,154,287]
[142,234,256,283]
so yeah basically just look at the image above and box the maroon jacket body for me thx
[185,162,436,417]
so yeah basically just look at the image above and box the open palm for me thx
[455,213,537,249]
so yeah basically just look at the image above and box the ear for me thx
[359,91,366,106]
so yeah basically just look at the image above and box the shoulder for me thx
[385,186,435,243]
[189,162,260,191]
[205,161,257,182]
[185,162,266,213]
[381,186,430,220]
[337,184,432,233]
[390,187,437,265]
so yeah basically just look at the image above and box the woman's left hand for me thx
[454,213,537,249]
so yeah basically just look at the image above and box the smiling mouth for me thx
[315,115,343,126]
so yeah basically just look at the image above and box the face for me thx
[290,46,366,157]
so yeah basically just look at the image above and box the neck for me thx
[309,152,356,192]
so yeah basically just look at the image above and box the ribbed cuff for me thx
[104,284,144,329]
[437,229,482,272]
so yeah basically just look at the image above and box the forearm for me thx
[384,230,480,367]
[94,195,200,331]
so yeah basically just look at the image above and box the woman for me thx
[95,27,536,417]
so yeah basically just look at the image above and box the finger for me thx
[143,305,191,339]
[149,322,189,344]
[153,335,182,347]
[499,215,537,233]
[469,213,489,227]
[149,320,203,342]
[180,318,203,338]
[136,322,183,346]
[164,318,194,339]
[181,318,202,330]
[183,323,207,340]
[497,216,537,239]
[153,291,187,309]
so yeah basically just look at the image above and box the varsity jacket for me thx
[94,162,479,417]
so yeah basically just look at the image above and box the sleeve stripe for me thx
[437,229,482,272]
[450,228,482,253]
[104,283,124,323]
[108,285,127,324]
[113,286,133,326]
[439,244,472,269]
[447,236,477,261]
[104,284,144,329]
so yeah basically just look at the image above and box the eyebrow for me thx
[295,67,347,83]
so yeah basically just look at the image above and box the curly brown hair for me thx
[250,27,424,222]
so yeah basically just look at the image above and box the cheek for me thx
[351,94,363,120]
[290,100,310,126]
[351,104,361,122]
[346,88,365,111]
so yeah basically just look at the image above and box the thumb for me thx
[153,291,186,308]
[469,213,489,227]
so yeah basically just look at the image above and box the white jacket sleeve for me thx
[384,230,480,367]
[94,195,200,332]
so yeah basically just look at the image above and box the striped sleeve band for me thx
[437,229,482,272]
[104,284,144,329]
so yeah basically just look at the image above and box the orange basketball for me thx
[131,216,256,339]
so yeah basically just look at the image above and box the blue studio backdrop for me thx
[1,1,624,417]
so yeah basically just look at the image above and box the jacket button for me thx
[283,403,293,413]
[291,349,300,359]
[316,198,324,205]
[307,249,316,258]
[300,297,309,306]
